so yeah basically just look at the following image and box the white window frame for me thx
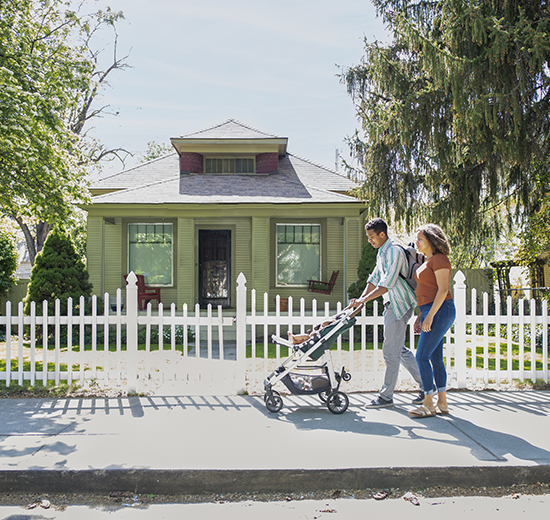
[276,223,322,287]
[127,222,174,287]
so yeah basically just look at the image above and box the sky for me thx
[82,0,390,177]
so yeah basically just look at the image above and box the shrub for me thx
[0,230,18,299]
[24,231,93,316]
[347,241,381,314]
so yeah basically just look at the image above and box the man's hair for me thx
[365,218,388,235]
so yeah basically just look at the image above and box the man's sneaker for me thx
[412,391,425,405]
[364,396,394,409]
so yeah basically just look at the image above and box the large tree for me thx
[342,0,550,266]
[0,0,129,265]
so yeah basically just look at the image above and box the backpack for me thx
[396,243,425,291]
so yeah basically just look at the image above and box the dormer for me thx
[170,119,288,175]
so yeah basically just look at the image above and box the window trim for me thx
[275,223,322,288]
[127,222,174,287]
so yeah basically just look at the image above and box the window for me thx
[276,224,321,286]
[205,157,254,174]
[128,223,173,286]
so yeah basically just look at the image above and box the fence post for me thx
[236,272,247,392]
[453,271,467,388]
[125,272,138,393]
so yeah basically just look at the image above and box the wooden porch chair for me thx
[307,270,339,295]
[125,274,161,310]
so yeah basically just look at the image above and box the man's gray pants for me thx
[379,304,422,401]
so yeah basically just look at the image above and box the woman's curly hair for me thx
[417,224,451,256]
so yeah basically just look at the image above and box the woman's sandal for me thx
[435,406,450,415]
[408,405,436,418]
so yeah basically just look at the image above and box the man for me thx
[350,218,424,408]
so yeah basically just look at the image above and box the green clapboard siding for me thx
[252,217,269,296]
[325,218,345,304]
[104,219,123,296]
[178,217,194,307]
[87,217,103,296]
[345,218,362,301]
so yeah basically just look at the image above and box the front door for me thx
[199,230,231,308]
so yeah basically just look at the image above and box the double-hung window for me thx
[128,223,173,286]
[276,224,321,286]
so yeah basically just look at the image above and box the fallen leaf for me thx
[373,491,388,500]
[403,492,420,506]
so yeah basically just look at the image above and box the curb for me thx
[1,466,549,494]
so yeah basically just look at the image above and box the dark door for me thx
[199,230,231,308]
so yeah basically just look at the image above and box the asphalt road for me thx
[1,494,549,520]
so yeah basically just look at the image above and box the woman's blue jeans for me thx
[416,299,456,395]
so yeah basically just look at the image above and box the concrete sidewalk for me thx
[0,390,549,494]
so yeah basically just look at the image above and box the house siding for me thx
[326,217,345,304]
[178,217,194,307]
[252,217,269,297]
[345,218,362,303]
[87,217,103,295]
[104,219,123,296]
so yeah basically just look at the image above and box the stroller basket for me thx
[281,366,331,396]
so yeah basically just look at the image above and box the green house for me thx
[85,120,365,310]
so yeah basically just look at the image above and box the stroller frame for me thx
[263,307,356,414]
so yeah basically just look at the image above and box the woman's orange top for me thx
[415,253,452,306]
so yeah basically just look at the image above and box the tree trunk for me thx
[14,218,51,267]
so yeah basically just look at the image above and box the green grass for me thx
[468,343,548,371]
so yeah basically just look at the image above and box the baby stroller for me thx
[263,306,357,414]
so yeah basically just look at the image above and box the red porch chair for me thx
[125,274,161,310]
[307,270,339,295]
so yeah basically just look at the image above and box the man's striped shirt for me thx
[367,238,416,319]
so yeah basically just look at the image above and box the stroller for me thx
[263,306,357,414]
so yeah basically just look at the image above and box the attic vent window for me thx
[205,158,254,174]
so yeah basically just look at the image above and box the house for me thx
[84,120,366,310]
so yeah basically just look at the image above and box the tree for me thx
[341,1,550,265]
[24,231,92,315]
[0,230,18,299]
[0,0,130,265]
[138,141,174,164]
[347,242,382,313]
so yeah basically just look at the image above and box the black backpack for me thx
[396,243,425,291]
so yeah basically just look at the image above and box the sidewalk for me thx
[0,390,549,494]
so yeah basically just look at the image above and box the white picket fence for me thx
[0,271,548,394]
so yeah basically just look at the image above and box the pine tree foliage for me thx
[24,231,92,315]
[342,1,550,259]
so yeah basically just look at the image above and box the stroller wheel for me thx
[326,391,349,414]
[319,390,329,403]
[264,390,280,402]
[342,371,352,382]
[265,394,283,413]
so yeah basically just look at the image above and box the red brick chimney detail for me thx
[180,152,203,173]
[256,153,279,174]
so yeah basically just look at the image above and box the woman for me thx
[409,224,456,418]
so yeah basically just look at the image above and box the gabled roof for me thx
[173,119,284,140]
[170,119,288,156]
[89,153,360,205]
